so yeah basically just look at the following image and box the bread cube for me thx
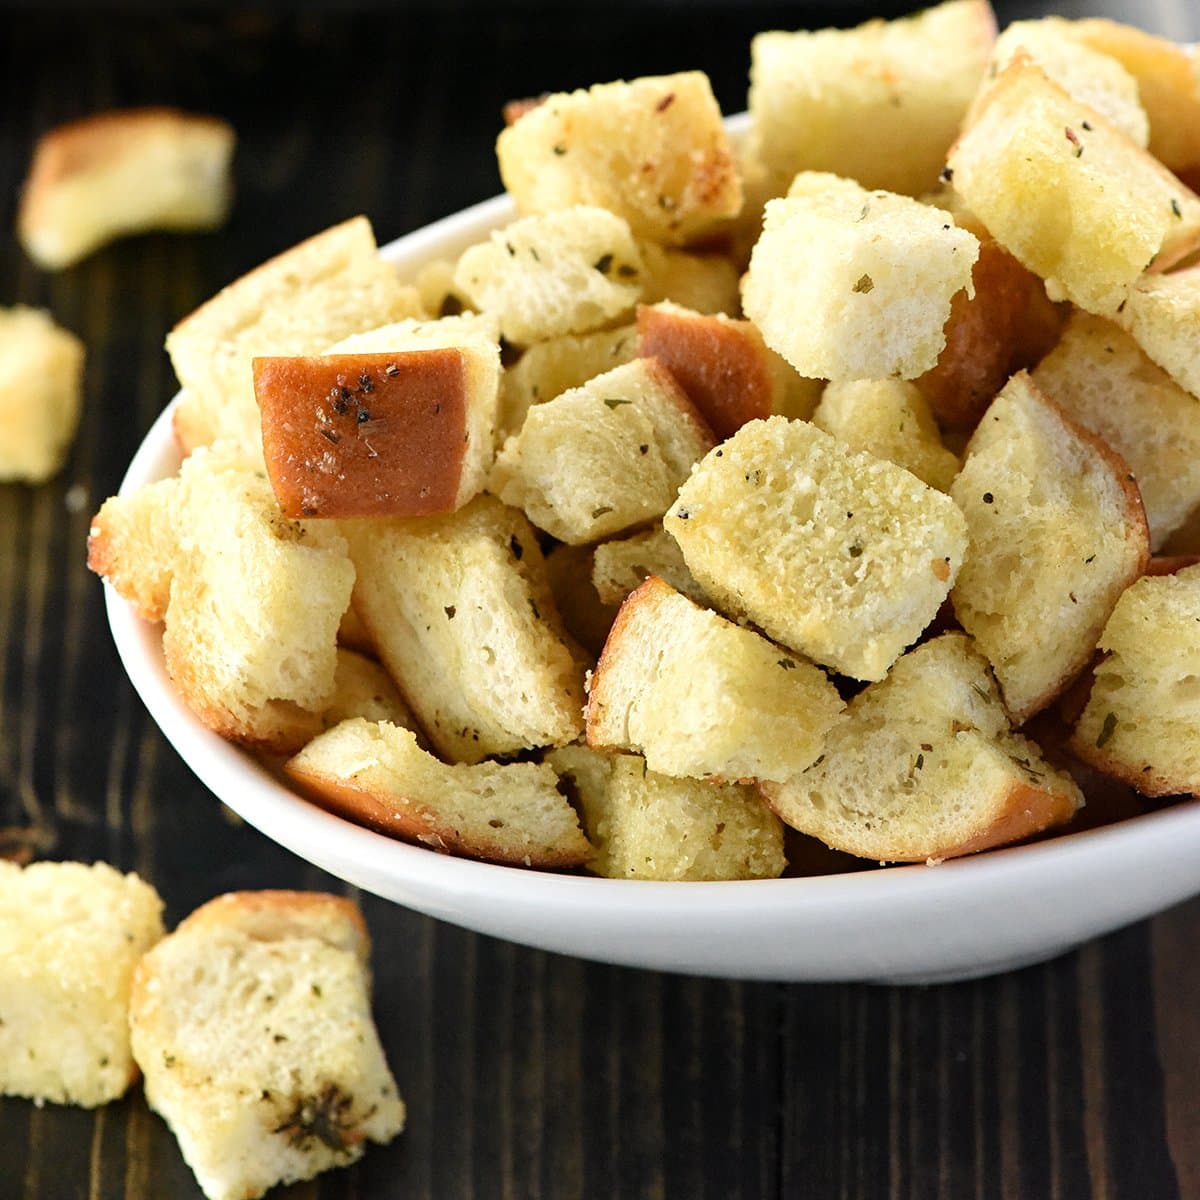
[0,861,164,1107]
[1072,18,1200,174]
[591,527,703,607]
[950,372,1149,721]
[968,18,1149,146]
[749,0,996,197]
[412,257,473,319]
[946,58,1200,316]
[453,207,642,345]
[665,416,967,681]
[637,243,741,315]
[1033,311,1200,548]
[1118,266,1200,401]
[0,306,85,483]
[543,543,618,660]
[549,745,785,881]
[813,380,959,492]
[18,108,234,270]
[342,495,586,763]
[500,325,636,437]
[914,233,1064,429]
[491,358,714,545]
[760,633,1082,862]
[288,720,590,867]
[321,648,422,734]
[496,71,742,246]
[130,891,404,1200]
[587,577,843,783]
[168,217,423,455]
[637,301,817,439]
[742,178,979,381]
[1071,567,1200,796]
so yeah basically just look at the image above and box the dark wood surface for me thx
[1,5,1199,1198]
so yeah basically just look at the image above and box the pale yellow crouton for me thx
[490,358,714,545]
[321,648,422,734]
[760,633,1082,862]
[412,257,473,319]
[0,861,164,1108]
[1118,266,1200,401]
[0,306,85,483]
[543,543,618,659]
[749,0,996,196]
[950,373,1149,721]
[287,720,590,867]
[130,891,404,1200]
[1071,566,1200,796]
[946,58,1200,316]
[665,416,968,682]
[591,527,704,607]
[549,745,785,881]
[586,577,844,783]
[637,243,741,315]
[742,177,979,381]
[813,380,959,492]
[496,72,742,246]
[452,206,642,345]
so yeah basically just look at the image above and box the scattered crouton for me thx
[591,527,704,607]
[1117,265,1200,401]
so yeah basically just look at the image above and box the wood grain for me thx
[0,5,1198,1199]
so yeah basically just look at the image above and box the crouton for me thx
[491,358,714,545]
[949,372,1149,721]
[167,217,423,455]
[342,495,586,763]
[813,380,959,492]
[591,527,704,607]
[741,177,979,381]
[1071,566,1200,797]
[336,602,375,655]
[748,0,996,196]
[321,648,422,734]
[452,206,642,345]
[549,745,785,880]
[1118,265,1200,401]
[946,57,1200,316]
[1032,310,1200,549]
[18,108,234,270]
[0,306,85,483]
[637,243,741,315]
[130,890,404,1200]
[287,720,590,867]
[586,577,843,783]
[496,72,742,246]
[760,633,1082,862]
[413,258,473,320]
[665,416,968,681]
[0,861,164,1107]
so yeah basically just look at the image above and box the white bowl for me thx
[104,123,1200,984]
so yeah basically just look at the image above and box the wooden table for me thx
[2,5,1198,1197]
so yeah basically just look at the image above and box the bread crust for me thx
[1067,734,1191,799]
[584,574,661,746]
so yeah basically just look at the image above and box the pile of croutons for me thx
[91,0,1200,880]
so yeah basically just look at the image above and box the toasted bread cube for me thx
[1072,18,1200,174]
[543,543,618,659]
[496,72,741,246]
[760,634,1082,862]
[412,258,473,320]
[0,306,85,483]
[749,0,995,197]
[637,301,817,439]
[18,108,234,270]
[947,58,1200,316]
[1033,311,1200,549]
[665,416,968,681]
[168,217,423,455]
[491,358,715,545]
[1118,266,1200,401]
[637,243,741,315]
[549,745,784,880]
[814,380,959,492]
[915,233,1064,429]
[130,891,404,1200]
[591,527,704,607]
[500,325,637,437]
[342,495,585,763]
[1071,567,1200,796]
[453,207,642,345]
[968,19,1149,146]
[321,649,422,734]
[742,179,979,381]
[0,861,164,1107]
[287,720,589,867]
[950,373,1149,721]
[586,577,843,783]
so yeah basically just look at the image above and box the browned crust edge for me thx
[1068,732,1200,800]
